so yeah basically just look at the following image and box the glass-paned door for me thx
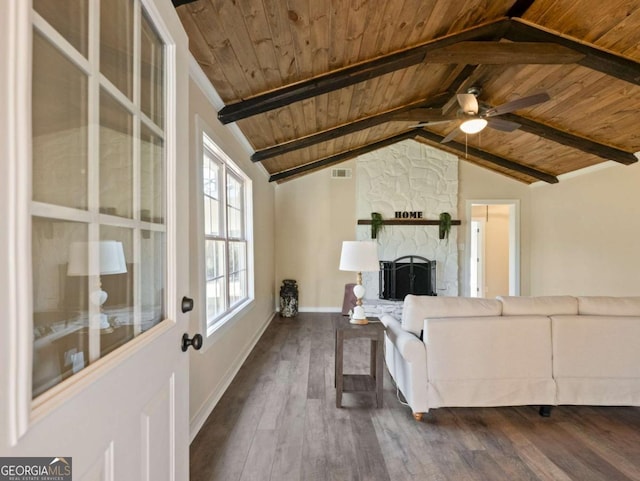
[1,1,189,476]
[31,0,166,398]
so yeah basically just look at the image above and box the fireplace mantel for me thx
[357,219,461,226]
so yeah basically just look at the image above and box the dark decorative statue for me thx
[279,279,299,317]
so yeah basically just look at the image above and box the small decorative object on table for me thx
[279,279,299,317]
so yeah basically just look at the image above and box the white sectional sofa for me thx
[380,295,640,421]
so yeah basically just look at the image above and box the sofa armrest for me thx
[380,314,426,363]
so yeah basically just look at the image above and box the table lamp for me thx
[68,240,127,331]
[339,240,379,324]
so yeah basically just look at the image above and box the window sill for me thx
[201,298,254,352]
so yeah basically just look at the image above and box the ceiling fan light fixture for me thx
[460,118,487,134]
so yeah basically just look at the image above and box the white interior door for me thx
[0,1,191,480]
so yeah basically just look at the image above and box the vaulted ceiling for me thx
[175,0,640,184]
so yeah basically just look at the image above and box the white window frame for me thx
[195,119,254,345]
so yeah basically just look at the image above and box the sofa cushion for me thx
[498,295,578,316]
[401,295,502,336]
[425,315,553,380]
[551,315,640,378]
[577,296,640,316]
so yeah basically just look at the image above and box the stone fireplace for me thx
[355,139,459,315]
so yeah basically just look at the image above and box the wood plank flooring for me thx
[190,312,640,481]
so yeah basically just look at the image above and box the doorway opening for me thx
[465,200,520,298]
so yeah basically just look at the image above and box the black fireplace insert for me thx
[379,255,436,300]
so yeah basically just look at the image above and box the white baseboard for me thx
[298,307,342,313]
[189,311,276,443]
[275,305,342,313]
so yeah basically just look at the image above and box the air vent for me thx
[331,168,352,179]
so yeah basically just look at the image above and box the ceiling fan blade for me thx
[441,127,461,144]
[484,92,550,117]
[457,93,478,114]
[486,117,521,132]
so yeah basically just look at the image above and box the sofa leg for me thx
[539,405,553,417]
[413,412,423,422]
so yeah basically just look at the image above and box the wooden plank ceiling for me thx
[176,0,640,184]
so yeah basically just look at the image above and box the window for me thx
[202,132,252,335]
[30,0,167,397]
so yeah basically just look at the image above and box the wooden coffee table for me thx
[333,315,385,408]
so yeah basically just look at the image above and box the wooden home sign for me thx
[395,211,423,219]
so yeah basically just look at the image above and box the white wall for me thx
[188,74,276,438]
[275,160,357,310]
[529,162,640,296]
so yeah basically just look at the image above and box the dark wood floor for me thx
[190,312,640,481]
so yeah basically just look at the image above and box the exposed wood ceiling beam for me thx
[218,20,509,124]
[506,0,536,18]
[172,0,198,6]
[251,93,452,162]
[268,131,418,182]
[446,65,484,94]
[255,93,636,167]
[253,65,478,162]
[268,126,561,184]
[505,19,640,86]
[415,129,559,183]
[218,17,640,125]
[499,113,638,165]
[425,41,584,64]
[252,65,478,162]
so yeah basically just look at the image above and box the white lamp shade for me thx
[100,241,127,274]
[339,241,379,272]
[67,240,127,276]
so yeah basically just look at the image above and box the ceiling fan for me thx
[408,87,550,143]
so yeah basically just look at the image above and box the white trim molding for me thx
[0,0,33,445]
[464,199,521,298]
[298,307,342,313]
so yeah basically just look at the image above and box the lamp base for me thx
[349,317,368,325]
[96,313,114,333]
[350,305,368,325]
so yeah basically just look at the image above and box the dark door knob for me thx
[181,296,194,313]
[182,333,203,352]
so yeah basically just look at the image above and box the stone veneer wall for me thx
[356,139,459,300]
